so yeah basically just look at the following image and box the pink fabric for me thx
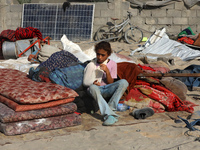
[0,69,78,104]
[99,59,117,86]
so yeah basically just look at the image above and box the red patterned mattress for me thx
[0,68,78,104]
[0,113,81,136]
[0,102,77,123]
[0,68,81,136]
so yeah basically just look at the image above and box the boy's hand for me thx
[100,64,108,73]
[93,80,101,86]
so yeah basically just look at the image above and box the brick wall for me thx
[0,0,200,40]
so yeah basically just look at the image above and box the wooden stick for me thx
[138,73,200,77]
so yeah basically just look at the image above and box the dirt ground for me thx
[1,40,200,150]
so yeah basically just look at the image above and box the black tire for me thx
[96,25,117,41]
[125,27,143,44]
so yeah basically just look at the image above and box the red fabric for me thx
[125,88,165,113]
[178,37,194,45]
[15,27,43,40]
[0,68,78,104]
[138,64,156,72]
[136,84,197,113]
[117,62,143,93]
[138,64,170,73]
[0,94,75,112]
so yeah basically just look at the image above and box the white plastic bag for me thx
[61,35,92,62]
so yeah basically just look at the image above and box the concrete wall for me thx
[0,0,200,40]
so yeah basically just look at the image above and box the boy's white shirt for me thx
[83,58,108,87]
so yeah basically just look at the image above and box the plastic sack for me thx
[61,34,92,63]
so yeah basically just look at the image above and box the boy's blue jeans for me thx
[87,79,129,119]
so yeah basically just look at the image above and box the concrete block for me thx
[188,18,200,26]
[5,12,12,20]
[167,25,182,34]
[11,12,19,19]
[108,3,114,10]
[6,26,16,30]
[94,9,101,17]
[152,9,166,17]
[11,19,21,26]
[101,9,115,18]
[130,16,145,26]
[128,9,138,17]
[167,10,181,17]
[145,17,157,25]
[175,1,186,10]
[122,1,130,10]
[13,0,19,4]
[196,10,200,17]
[158,17,172,25]
[10,4,23,12]
[182,10,197,17]
[6,19,12,26]
[5,0,13,5]
[95,2,108,10]
[140,10,152,17]
[108,0,114,3]
[161,3,175,9]
[173,18,188,25]
[197,25,200,32]
[94,17,108,26]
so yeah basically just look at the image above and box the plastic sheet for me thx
[131,28,200,61]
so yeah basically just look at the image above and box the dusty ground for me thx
[1,40,200,150]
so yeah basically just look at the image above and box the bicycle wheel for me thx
[96,25,116,41]
[125,27,143,44]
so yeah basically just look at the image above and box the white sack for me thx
[61,34,92,63]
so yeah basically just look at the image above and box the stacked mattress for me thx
[0,68,81,135]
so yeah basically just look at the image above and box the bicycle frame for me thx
[110,14,131,34]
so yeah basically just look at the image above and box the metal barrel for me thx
[2,41,17,59]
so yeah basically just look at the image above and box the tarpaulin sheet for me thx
[131,28,200,61]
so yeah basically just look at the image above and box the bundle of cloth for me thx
[0,27,43,59]
[117,62,198,115]
[177,26,200,47]
[0,68,81,136]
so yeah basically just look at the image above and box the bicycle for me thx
[95,11,143,44]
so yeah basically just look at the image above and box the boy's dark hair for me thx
[94,41,112,55]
